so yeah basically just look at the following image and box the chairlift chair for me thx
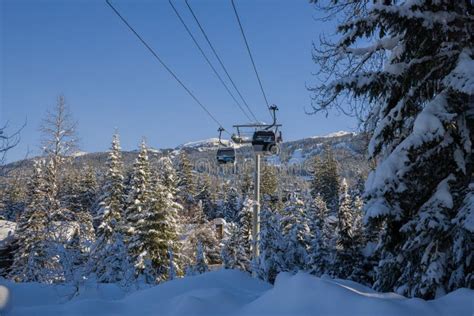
[251,105,282,155]
[216,147,236,165]
[252,130,280,155]
[216,127,236,165]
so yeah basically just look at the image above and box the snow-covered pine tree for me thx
[186,241,209,276]
[221,197,253,272]
[256,206,285,283]
[311,146,340,212]
[450,183,474,291]
[223,186,242,222]
[0,176,26,221]
[185,201,222,265]
[144,168,183,282]
[195,175,216,220]
[306,194,332,276]
[124,141,155,282]
[157,156,184,279]
[66,210,95,279]
[310,0,473,298]
[177,151,196,216]
[9,160,51,282]
[88,134,132,284]
[76,166,98,214]
[333,178,363,279]
[261,165,279,209]
[280,193,310,273]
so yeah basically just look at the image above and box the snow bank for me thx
[1,270,472,316]
[0,220,16,247]
[242,272,473,316]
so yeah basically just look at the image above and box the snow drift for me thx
[1,269,472,316]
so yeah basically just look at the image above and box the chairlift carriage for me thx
[232,105,282,156]
[252,129,281,155]
[253,105,282,155]
[216,127,236,165]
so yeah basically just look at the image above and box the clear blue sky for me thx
[1,0,356,162]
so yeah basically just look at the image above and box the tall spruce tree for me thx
[9,161,51,282]
[256,206,285,283]
[311,147,340,212]
[311,0,473,298]
[333,179,362,279]
[177,151,195,216]
[185,201,222,265]
[306,194,332,276]
[195,175,216,220]
[221,197,253,272]
[124,141,155,282]
[145,163,183,282]
[88,134,131,284]
[280,194,311,273]
[186,241,209,276]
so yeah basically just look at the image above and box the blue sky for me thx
[1,0,357,162]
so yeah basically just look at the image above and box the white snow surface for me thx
[0,220,16,247]
[1,269,472,316]
[70,151,88,158]
[312,131,355,139]
[288,149,305,165]
[178,138,230,149]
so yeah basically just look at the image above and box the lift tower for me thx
[232,105,282,270]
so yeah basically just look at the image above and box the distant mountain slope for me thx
[4,132,370,183]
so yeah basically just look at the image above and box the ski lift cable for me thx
[105,0,231,136]
[185,0,260,123]
[168,0,254,123]
[231,0,273,119]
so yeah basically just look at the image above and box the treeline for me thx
[0,97,367,290]
[222,148,368,284]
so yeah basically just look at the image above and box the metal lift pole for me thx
[252,153,261,276]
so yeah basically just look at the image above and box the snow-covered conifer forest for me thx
[0,0,473,315]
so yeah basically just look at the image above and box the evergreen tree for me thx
[66,210,95,279]
[177,151,195,216]
[0,177,26,221]
[9,160,60,283]
[280,194,310,273]
[256,207,285,283]
[311,147,340,211]
[77,166,98,213]
[88,134,131,284]
[143,167,183,282]
[221,197,253,272]
[333,179,362,279]
[261,165,278,202]
[61,166,97,215]
[186,241,209,276]
[311,0,473,298]
[223,187,242,222]
[449,184,474,291]
[124,141,155,281]
[185,201,222,265]
[195,175,216,220]
[306,194,332,276]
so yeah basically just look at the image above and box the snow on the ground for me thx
[288,149,305,165]
[313,131,355,138]
[178,138,227,149]
[1,269,473,316]
[0,220,16,247]
[70,151,88,158]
